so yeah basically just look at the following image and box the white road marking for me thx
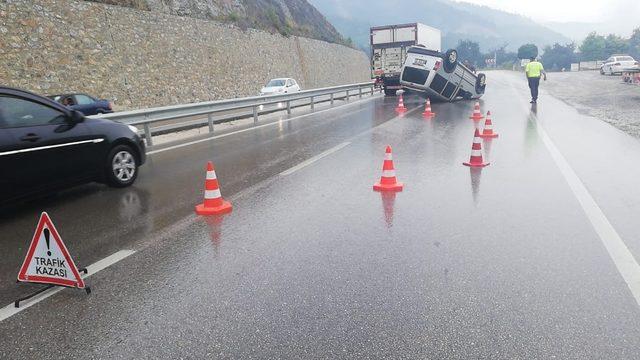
[279,142,352,176]
[0,250,136,322]
[147,95,380,155]
[513,84,640,307]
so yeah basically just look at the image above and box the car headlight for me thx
[127,125,139,134]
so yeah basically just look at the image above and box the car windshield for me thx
[266,79,286,87]
[618,56,634,61]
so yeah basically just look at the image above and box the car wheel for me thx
[105,145,138,188]
[443,49,458,73]
[475,73,487,94]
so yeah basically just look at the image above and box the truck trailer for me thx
[370,23,442,96]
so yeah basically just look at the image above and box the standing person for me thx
[525,57,546,103]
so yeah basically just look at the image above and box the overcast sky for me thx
[454,0,639,24]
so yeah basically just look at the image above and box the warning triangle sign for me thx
[17,212,85,289]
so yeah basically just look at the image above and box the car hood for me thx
[83,116,125,128]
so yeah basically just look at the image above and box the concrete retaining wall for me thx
[0,0,371,109]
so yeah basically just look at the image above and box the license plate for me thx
[413,58,427,67]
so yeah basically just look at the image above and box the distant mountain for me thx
[543,22,601,42]
[307,0,569,52]
[544,21,637,43]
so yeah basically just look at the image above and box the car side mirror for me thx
[69,110,85,123]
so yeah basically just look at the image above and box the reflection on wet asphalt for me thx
[2,72,640,359]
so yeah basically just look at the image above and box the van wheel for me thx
[384,88,397,96]
[443,49,458,73]
[475,73,487,94]
[105,145,138,187]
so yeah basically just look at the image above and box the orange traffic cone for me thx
[195,161,233,215]
[469,101,484,121]
[463,129,490,168]
[395,93,407,112]
[373,146,404,192]
[422,98,436,117]
[479,111,498,138]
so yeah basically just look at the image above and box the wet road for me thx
[2,71,640,359]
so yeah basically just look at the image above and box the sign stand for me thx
[14,212,91,308]
[14,268,90,308]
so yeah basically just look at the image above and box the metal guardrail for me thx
[90,82,378,146]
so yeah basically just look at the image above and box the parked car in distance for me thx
[399,46,486,101]
[48,93,114,116]
[600,55,639,75]
[260,78,301,95]
[0,87,145,205]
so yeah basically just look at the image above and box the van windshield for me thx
[266,79,286,87]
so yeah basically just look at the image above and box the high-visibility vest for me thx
[526,61,544,78]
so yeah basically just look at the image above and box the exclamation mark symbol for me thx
[44,228,51,256]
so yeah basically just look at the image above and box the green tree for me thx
[579,32,606,61]
[541,43,577,71]
[517,43,538,60]
[604,34,629,56]
[490,44,518,66]
[455,39,483,67]
[627,28,640,59]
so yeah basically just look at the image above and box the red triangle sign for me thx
[17,212,85,289]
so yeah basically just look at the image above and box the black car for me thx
[0,87,146,204]
[48,93,114,116]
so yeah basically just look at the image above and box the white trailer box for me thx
[371,23,442,96]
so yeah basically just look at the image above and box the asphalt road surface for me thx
[2,71,640,359]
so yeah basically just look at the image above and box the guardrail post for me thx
[253,106,258,124]
[207,113,214,133]
[310,96,315,110]
[286,101,291,115]
[143,123,153,146]
[370,85,374,96]
[359,87,363,98]
[330,93,334,105]
[346,90,349,101]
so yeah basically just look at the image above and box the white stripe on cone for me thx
[205,189,222,199]
[206,171,217,180]
[384,153,393,161]
[471,150,483,156]
[382,170,396,178]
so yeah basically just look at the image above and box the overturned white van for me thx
[399,46,486,101]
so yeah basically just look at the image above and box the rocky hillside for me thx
[90,0,346,44]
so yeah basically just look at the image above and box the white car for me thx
[260,78,301,95]
[399,46,486,101]
[600,55,639,75]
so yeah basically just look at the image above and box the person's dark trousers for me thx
[528,76,540,101]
